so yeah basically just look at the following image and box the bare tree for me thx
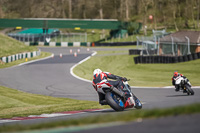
[152,0,157,30]
[169,0,179,31]
[191,0,196,28]
[120,0,124,20]
[61,0,67,18]
[197,0,200,28]
[113,0,119,19]
[99,0,103,19]
[68,0,72,18]
[82,0,87,19]
[141,0,151,35]
[0,0,5,18]
[125,0,129,21]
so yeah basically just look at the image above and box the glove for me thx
[121,77,127,81]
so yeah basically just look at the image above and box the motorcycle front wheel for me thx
[132,93,142,109]
[105,92,124,111]
[185,84,194,95]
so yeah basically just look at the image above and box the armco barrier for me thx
[0,50,40,63]
[27,42,91,47]
[133,53,200,64]
[27,42,135,47]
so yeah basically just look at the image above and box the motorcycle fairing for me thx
[96,80,112,94]
[124,97,135,108]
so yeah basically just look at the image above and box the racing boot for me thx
[175,85,180,92]
[99,100,108,105]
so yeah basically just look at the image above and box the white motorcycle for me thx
[174,76,194,95]
[95,79,142,111]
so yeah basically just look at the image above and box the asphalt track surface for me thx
[0,47,200,132]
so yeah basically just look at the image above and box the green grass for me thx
[74,51,200,87]
[1,103,200,132]
[0,86,106,119]
[0,33,37,57]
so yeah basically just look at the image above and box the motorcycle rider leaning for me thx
[92,69,127,105]
[171,71,191,92]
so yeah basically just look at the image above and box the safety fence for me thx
[133,52,200,64]
[24,41,136,47]
[23,42,90,47]
[93,42,136,46]
[0,50,41,63]
[8,32,87,43]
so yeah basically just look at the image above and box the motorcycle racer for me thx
[92,68,127,105]
[171,71,191,92]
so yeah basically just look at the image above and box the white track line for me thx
[70,51,97,83]
[18,54,53,66]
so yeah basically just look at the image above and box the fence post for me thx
[185,36,191,54]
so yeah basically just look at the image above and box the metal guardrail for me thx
[7,33,87,43]
[0,50,41,63]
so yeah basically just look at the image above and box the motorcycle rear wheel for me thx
[105,92,124,111]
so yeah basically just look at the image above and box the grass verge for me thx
[0,86,106,119]
[0,103,200,132]
[73,51,200,87]
[0,33,37,57]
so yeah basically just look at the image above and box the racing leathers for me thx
[92,72,126,105]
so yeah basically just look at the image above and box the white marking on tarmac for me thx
[0,109,107,124]
[0,120,19,123]
[29,113,71,118]
[18,54,53,66]
[70,51,97,83]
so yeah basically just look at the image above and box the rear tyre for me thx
[105,92,124,111]
[185,84,194,95]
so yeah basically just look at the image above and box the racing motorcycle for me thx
[174,75,194,95]
[96,79,142,111]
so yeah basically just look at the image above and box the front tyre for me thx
[105,92,124,111]
[185,84,194,95]
[132,93,142,109]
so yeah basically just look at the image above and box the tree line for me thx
[0,0,200,31]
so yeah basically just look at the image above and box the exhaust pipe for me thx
[111,86,124,98]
